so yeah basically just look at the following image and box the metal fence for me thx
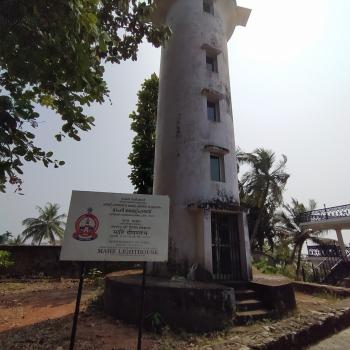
[307,244,350,258]
[299,204,350,223]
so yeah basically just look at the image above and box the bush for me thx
[145,312,166,334]
[0,250,14,271]
[254,257,296,279]
[86,268,103,287]
[254,258,278,274]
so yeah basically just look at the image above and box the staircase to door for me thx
[225,282,274,324]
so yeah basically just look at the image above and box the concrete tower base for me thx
[104,273,236,332]
[103,271,296,331]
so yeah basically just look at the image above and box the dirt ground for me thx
[0,270,160,350]
[0,272,338,350]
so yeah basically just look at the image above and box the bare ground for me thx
[0,271,159,350]
[0,272,340,350]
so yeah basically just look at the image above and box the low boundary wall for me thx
[293,281,350,298]
[0,245,136,278]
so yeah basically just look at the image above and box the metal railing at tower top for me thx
[299,204,350,224]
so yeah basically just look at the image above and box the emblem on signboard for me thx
[73,208,99,241]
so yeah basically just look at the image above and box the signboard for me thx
[60,191,169,262]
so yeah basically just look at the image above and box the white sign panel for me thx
[60,191,169,262]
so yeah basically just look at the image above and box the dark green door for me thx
[211,212,242,280]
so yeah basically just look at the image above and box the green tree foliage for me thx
[0,231,23,245]
[128,73,158,194]
[0,250,14,270]
[9,235,23,245]
[247,202,278,250]
[238,148,290,249]
[0,231,12,244]
[21,203,66,245]
[276,198,320,280]
[0,0,170,192]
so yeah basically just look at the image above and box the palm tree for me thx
[238,148,289,247]
[276,198,321,280]
[8,235,23,245]
[0,231,12,244]
[22,203,66,245]
[0,231,24,245]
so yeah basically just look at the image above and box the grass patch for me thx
[313,291,340,303]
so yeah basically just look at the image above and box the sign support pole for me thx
[69,262,85,350]
[137,262,147,350]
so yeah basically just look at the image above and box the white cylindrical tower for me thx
[153,0,252,280]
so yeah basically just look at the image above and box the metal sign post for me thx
[60,191,169,350]
[69,262,85,350]
[137,262,147,350]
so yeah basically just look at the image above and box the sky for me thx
[1,0,349,243]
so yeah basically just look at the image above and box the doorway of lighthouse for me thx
[211,212,242,280]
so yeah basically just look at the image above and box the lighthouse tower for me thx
[153,0,252,281]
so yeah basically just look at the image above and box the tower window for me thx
[203,0,214,15]
[207,100,220,122]
[210,154,225,182]
[206,55,218,73]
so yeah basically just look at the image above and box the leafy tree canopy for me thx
[128,73,158,194]
[0,0,170,192]
[0,231,12,244]
[238,148,290,249]
[0,231,23,245]
[276,198,320,279]
[22,203,66,245]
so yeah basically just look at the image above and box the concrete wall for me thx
[0,245,135,278]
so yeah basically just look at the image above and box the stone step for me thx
[340,277,350,288]
[236,299,264,312]
[235,289,257,301]
[235,308,273,325]
[224,281,249,289]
